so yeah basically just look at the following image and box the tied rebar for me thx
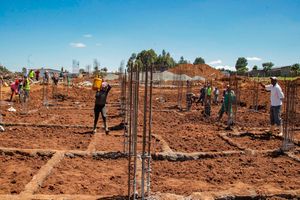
[252,76,259,111]
[177,66,183,110]
[282,78,299,151]
[127,59,153,200]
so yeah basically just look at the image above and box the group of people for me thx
[186,77,284,134]
[9,69,70,103]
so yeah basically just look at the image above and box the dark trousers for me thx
[94,104,106,129]
[270,105,281,126]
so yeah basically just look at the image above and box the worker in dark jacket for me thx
[93,82,111,134]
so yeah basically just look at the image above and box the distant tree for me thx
[155,50,176,71]
[193,57,205,65]
[101,67,108,72]
[0,65,11,74]
[235,57,248,72]
[178,56,188,65]
[291,63,300,76]
[79,68,85,74]
[252,65,258,71]
[127,53,136,72]
[136,49,157,71]
[262,62,274,76]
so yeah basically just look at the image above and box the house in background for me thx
[249,66,292,77]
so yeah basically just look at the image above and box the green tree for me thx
[127,53,136,72]
[155,50,176,71]
[291,63,300,76]
[235,57,248,72]
[136,49,157,71]
[79,68,85,74]
[178,56,188,64]
[193,57,205,65]
[252,65,258,71]
[0,65,11,74]
[262,62,274,76]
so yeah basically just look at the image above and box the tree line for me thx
[126,49,206,71]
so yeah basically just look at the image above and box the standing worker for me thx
[93,81,112,134]
[29,69,35,82]
[213,87,219,104]
[260,77,284,136]
[35,69,40,81]
[217,85,235,128]
[22,75,31,103]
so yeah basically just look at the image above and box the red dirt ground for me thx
[151,154,300,195]
[0,126,93,150]
[38,157,127,196]
[0,152,50,194]
[0,77,299,199]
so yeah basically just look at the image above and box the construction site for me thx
[0,62,299,200]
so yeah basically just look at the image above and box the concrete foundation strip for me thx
[19,152,65,197]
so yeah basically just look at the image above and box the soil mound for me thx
[168,64,223,79]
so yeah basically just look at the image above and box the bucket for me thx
[92,78,102,91]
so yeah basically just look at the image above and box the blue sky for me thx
[0,0,300,72]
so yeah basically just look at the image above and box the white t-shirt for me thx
[265,83,284,106]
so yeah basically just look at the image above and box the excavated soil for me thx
[0,152,50,194]
[151,154,300,195]
[38,157,127,196]
[0,126,93,150]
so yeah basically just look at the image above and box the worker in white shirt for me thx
[260,77,284,136]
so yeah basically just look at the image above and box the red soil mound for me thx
[168,64,223,79]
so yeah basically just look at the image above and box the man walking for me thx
[93,82,111,134]
[260,77,284,136]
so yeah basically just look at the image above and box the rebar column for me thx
[132,64,139,200]
[146,63,153,196]
[127,63,133,199]
[141,64,149,199]
[282,79,298,151]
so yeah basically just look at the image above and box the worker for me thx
[206,83,212,102]
[213,87,220,104]
[93,82,111,134]
[22,75,31,103]
[217,85,235,128]
[35,69,40,81]
[44,70,50,84]
[28,70,35,82]
[197,85,206,105]
[52,73,59,86]
[260,77,284,136]
[10,79,20,102]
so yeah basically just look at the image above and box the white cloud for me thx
[96,43,101,46]
[83,34,93,38]
[209,60,222,65]
[215,65,235,70]
[69,42,86,48]
[246,57,262,61]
